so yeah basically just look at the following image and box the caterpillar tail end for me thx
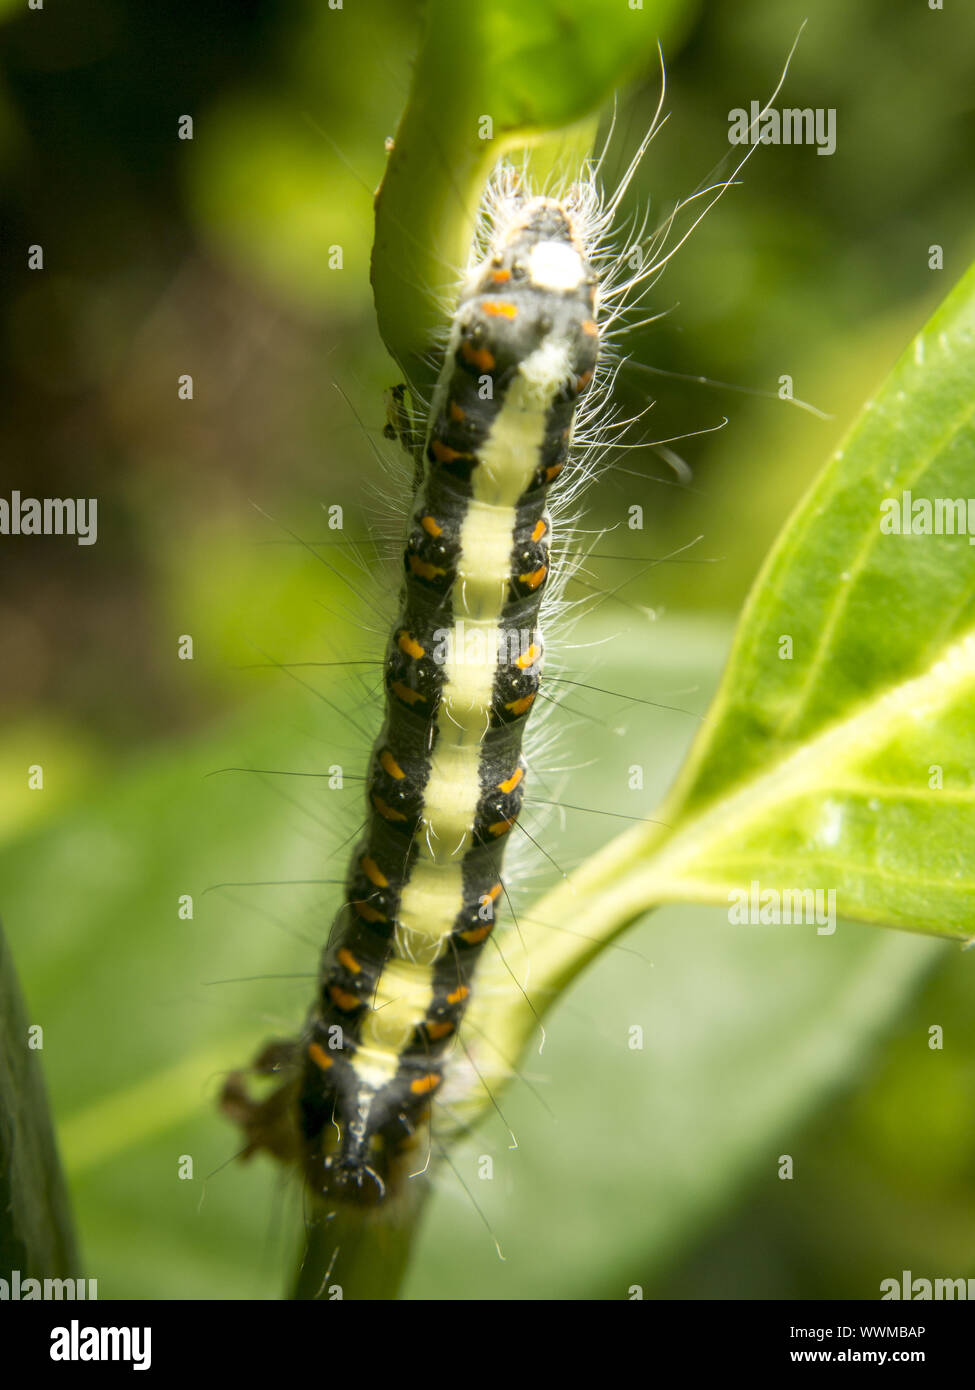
[220,1037,431,1211]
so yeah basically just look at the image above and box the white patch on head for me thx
[513,339,571,413]
[528,239,584,292]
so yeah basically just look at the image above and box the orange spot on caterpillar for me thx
[482,300,518,319]
[490,268,511,283]
[380,749,406,780]
[431,438,472,466]
[361,855,389,888]
[460,341,495,372]
[329,985,361,1012]
[353,899,386,924]
[497,766,523,795]
[487,881,502,901]
[410,1073,441,1096]
[408,554,446,582]
[372,794,407,823]
[397,630,426,661]
[519,565,547,591]
[338,947,362,974]
[391,680,425,707]
[544,463,563,482]
[576,370,593,391]
[581,319,599,337]
[516,642,541,670]
[424,1020,454,1041]
[531,518,547,542]
[449,399,466,421]
[421,514,443,537]
[505,692,536,716]
[308,1042,333,1071]
[446,985,470,1007]
[488,818,515,837]
[459,923,492,945]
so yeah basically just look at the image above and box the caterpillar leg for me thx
[220,1039,303,1166]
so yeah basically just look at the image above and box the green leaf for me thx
[372,0,690,384]
[650,258,975,939]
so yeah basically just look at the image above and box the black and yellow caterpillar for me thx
[224,191,600,1205]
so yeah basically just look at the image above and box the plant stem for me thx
[0,921,80,1280]
[292,1175,431,1301]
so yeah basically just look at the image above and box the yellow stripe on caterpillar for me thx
[359,957,444,1055]
[395,858,464,962]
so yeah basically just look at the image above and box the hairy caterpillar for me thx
[222,172,610,1205]
[219,40,790,1224]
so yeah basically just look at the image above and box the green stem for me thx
[292,1175,430,1301]
[0,920,80,1280]
[371,2,498,394]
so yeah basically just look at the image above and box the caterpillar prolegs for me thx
[222,185,601,1204]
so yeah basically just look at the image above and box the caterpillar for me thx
[220,40,789,1221]
[222,172,606,1206]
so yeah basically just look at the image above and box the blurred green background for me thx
[1,0,974,1298]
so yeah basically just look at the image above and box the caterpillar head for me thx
[459,196,600,402]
